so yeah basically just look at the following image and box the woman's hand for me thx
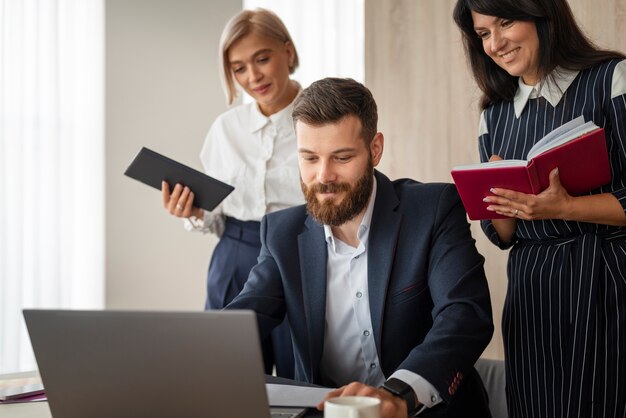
[484,168,573,221]
[317,382,409,418]
[162,181,204,219]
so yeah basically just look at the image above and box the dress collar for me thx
[513,67,579,118]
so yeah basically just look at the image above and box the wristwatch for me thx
[381,378,418,415]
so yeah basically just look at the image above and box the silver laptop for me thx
[23,309,306,418]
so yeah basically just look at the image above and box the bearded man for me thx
[226,78,493,418]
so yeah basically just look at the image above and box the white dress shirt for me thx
[319,178,442,412]
[185,99,304,235]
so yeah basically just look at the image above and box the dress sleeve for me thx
[609,59,626,213]
[477,110,517,249]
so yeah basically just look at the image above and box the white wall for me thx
[105,0,241,310]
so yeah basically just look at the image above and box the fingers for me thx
[317,383,377,410]
[319,383,408,418]
[317,383,403,414]
[548,167,561,188]
[317,386,346,410]
[161,181,171,208]
[164,183,194,217]
[182,191,195,217]
[339,382,380,397]
[484,187,534,218]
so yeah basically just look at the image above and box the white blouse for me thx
[185,99,304,236]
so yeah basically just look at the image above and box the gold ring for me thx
[514,209,519,216]
[176,204,183,211]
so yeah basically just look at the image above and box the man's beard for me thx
[301,161,374,226]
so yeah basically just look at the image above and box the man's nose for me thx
[317,161,336,184]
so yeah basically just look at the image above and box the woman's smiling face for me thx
[471,11,541,85]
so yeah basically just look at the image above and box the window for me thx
[242,0,364,88]
[0,0,104,373]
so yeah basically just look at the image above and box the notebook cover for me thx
[451,164,535,220]
[531,127,611,194]
[124,147,234,211]
[451,127,611,221]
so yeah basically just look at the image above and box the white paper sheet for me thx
[266,383,335,407]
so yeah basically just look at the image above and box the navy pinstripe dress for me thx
[479,59,626,418]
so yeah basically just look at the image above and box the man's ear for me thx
[370,133,384,166]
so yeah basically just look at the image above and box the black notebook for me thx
[124,147,234,211]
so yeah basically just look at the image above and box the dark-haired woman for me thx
[454,0,626,417]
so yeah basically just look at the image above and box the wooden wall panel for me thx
[364,0,626,360]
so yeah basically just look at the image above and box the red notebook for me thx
[451,118,611,220]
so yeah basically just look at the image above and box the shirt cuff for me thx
[182,210,225,236]
[389,369,442,414]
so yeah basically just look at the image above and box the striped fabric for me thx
[479,59,626,418]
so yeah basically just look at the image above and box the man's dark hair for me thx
[292,77,378,145]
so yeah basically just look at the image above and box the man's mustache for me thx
[308,182,350,194]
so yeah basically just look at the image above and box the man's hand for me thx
[317,382,409,418]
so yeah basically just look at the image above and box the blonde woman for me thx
[162,8,303,378]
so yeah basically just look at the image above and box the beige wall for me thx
[105,0,240,310]
[365,0,626,359]
[105,0,625,355]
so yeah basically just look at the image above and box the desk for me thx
[0,399,324,418]
[0,371,49,418]
[0,401,51,418]
[0,374,323,418]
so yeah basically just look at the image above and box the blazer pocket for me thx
[390,281,428,305]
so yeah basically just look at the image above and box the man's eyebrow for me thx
[298,147,358,154]
[330,148,357,154]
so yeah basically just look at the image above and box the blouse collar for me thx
[249,81,302,133]
[513,67,579,118]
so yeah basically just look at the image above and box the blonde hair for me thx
[219,8,299,105]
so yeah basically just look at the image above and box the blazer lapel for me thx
[298,216,328,377]
[368,171,401,356]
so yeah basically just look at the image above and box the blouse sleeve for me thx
[477,110,517,249]
[609,59,626,214]
[181,119,226,236]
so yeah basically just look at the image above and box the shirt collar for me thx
[248,83,301,133]
[324,176,377,248]
[248,102,271,133]
[513,67,579,118]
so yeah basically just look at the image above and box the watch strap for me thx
[381,378,418,414]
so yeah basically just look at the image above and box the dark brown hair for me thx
[453,0,626,109]
[292,78,378,145]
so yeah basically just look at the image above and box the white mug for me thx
[324,396,382,418]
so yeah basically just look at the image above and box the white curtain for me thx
[0,0,104,373]
[242,0,364,88]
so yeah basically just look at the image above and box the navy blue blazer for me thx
[228,170,493,416]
